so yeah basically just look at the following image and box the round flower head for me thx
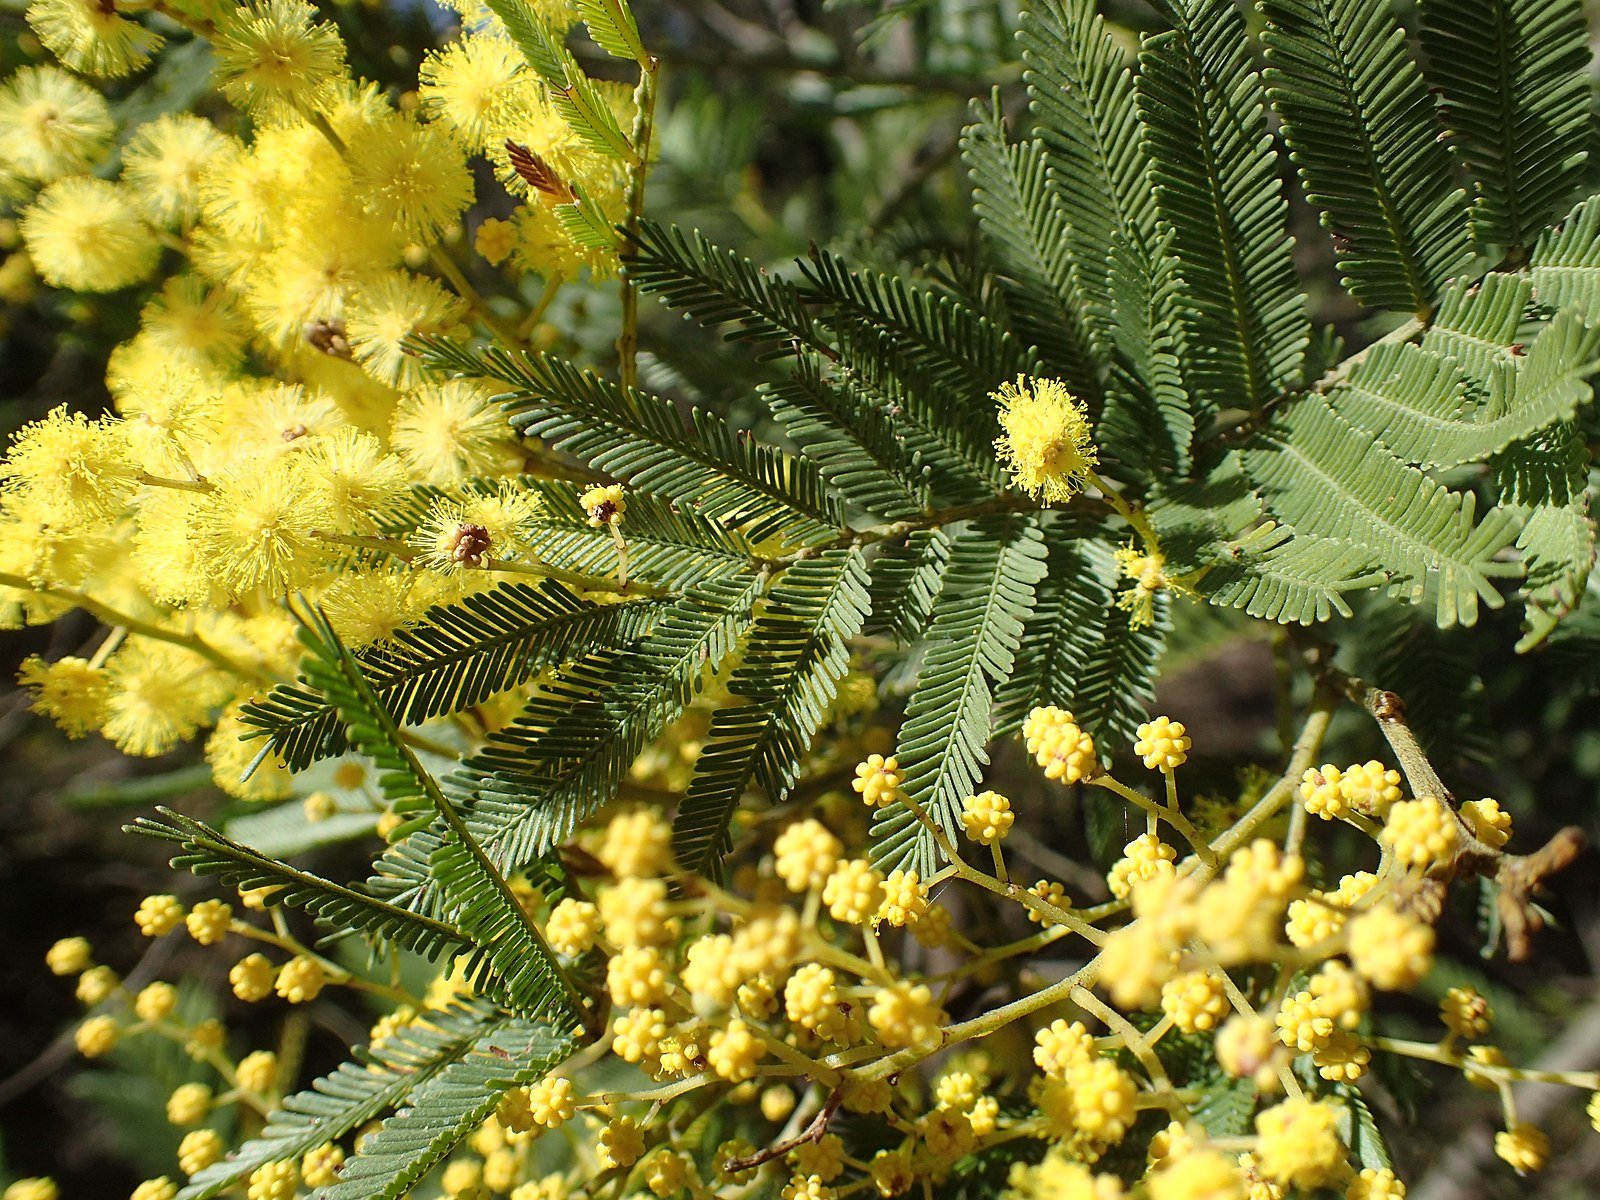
[213,0,348,123]
[992,375,1097,502]
[0,66,114,183]
[21,176,160,293]
[346,112,473,242]
[121,115,230,228]
[344,271,467,388]
[139,275,253,372]
[26,0,162,78]
[391,379,521,484]
[195,456,336,599]
[580,483,627,528]
[19,654,109,737]
[419,34,530,152]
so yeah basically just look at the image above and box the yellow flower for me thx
[45,935,92,976]
[178,1130,224,1176]
[134,894,185,937]
[545,897,601,956]
[1494,1123,1548,1175]
[26,0,162,78]
[419,35,530,152]
[19,655,109,738]
[580,482,627,528]
[121,115,229,227]
[344,271,466,388]
[21,175,160,292]
[1135,715,1192,771]
[213,0,348,124]
[1253,1097,1344,1189]
[597,807,673,878]
[992,375,1097,502]
[707,1018,765,1082]
[0,66,114,182]
[346,112,473,242]
[391,379,522,484]
[1348,904,1434,990]
[1380,797,1458,870]
[774,818,844,893]
[961,789,1015,844]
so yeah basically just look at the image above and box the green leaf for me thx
[573,0,647,63]
[128,807,470,961]
[481,0,637,164]
[1336,310,1600,470]
[458,575,765,873]
[177,1001,506,1200]
[872,515,1048,874]
[520,480,756,589]
[553,181,621,250]
[293,607,582,1022]
[1018,0,1158,354]
[1098,227,1195,478]
[242,581,662,771]
[1261,0,1475,312]
[1419,0,1592,255]
[1195,521,1389,624]
[1514,495,1596,650]
[673,549,872,877]
[1530,193,1600,318]
[867,529,951,642]
[800,245,1034,398]
[319,1018,578,1200]
[1420,272,1534,386]
[961,99,1100,402]
[758,353,927,520]
[478,349,842,544]
[1242,398,1522,627]
[624,220,825,361]
[1136,0,1309,410]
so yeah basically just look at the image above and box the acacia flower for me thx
[993,376,1097,502]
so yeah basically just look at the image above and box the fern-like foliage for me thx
[961,100,1100,403]
[1261,0,1473,312]
[1242,399,1523,627]
[1419,0,1592,256]
[1136,0,1308,411]
[1530,194,1600,317]
[294,607,583,1022]
[457,575,765,873]
[318,1016,577,1200]
[675,549,871,877]
[242,581,661,770]
[872,514,1048,873]
[1198,522,1390,624]
[176,1000,508,1200]
[1017,0,1157,360]
[129,807,471,959]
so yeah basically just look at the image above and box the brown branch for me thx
[719,1089,842,1173]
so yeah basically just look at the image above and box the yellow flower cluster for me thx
[0,0,638,794]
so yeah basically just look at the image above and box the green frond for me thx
[866,529,951,642]
[128,807,470,959]
[624,219,825,360]
[1337,310,1600,469]
[572,0,646,63]
[992,520,1162,744]
[1241,398,1522,627]
[1261,0,1474,312]
[1514,493,1596,650]
[1530,193,1600,318]
[986,513,1172,752]
[1419,0,1592,255]
[1420,272,1534,386]
[481,0,635,163]
[473,349,843,544]
[799,245,1035,395]
[1097,227,1195,478]
[1017,0,1157,353]
[241,581,663,771]
[319,1017,578,1200]
[961,100,1100,401]
[1493,421,1588,509]
[1196,521,1389,624]
[457,575,765,872]
[758,354,928,520]
[177,1000,507,1200]
[293,607,582,1021]
[672,549,872,877]
[521,480,758,588]
[554,182,620,250]
[1136,0,1309,410]
[871,514,1048,874]
[1148,449,1267,573]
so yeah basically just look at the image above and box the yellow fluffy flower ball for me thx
[992,376,1097,502]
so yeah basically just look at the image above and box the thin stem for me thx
[616,59,659,391]
[1094,775,1216,867]
[1083,467,1158,548]
[0,573,273,683]
[857,959,1102,1082]
[428,244,522,347]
